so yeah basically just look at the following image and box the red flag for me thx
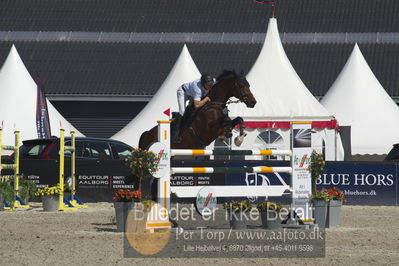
[163,108,171,117]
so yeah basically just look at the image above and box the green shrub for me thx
[256,201,284,212]
[223,200,252,212]
[0,179,15,207]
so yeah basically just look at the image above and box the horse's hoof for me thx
[234,136,244,146]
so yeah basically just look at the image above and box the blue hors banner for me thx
[171,161,398,206]
[319,162,397,206]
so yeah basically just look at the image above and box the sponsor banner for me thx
[35,74,51,139]
[21,158,398,205]
[149,142,169,178]
[291,123,312,220]
[21,159,135,202]
[319,162,397,206]
[291,123,312,200]
[172,160,398,206]
[171,160,226,186]
[195,187,217,216]
[225,161,290,203]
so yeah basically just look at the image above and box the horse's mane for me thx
[206,70,247,103]
[216,70,241,83]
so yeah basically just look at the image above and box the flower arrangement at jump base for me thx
[310,187,346,228]
[35,184,72,212]
[325,187,345,202]
[223,200,252,212]
[256,201,285,229]
[35,184,72,197]
[325,187,345,227]
[112,189,142,202]
[114,148,159,232]
[112,189,144,232]
[309,187,346,202]
[223,200,253,229]
[124,148,159,192]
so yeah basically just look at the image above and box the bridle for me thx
[207,76,250,106]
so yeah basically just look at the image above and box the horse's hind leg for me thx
[138,126,158,150]
[138,131,149,150]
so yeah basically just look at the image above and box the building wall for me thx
[51,101,147,138]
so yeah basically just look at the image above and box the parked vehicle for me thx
[20,137,133,160]
[384,144,399,161]
[2,137,138,202]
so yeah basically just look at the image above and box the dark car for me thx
[20,137,133,161]
[4,137,138,202]
[384,144,399,161]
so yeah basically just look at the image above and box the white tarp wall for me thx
[321,44,399,155]
[222,18,343,160]
[111,45,201,148]
[0,45,83,146]
[212,128,341,161]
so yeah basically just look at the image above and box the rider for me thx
[173,73,215,143]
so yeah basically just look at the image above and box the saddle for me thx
[172,104,196,129]
[171,102,204,144]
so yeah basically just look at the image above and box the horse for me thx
[138,70,257,150]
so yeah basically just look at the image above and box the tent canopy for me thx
[229,18,334,126]
[111,45,201,147]
[0,45,83,145]
[321,44,399,155]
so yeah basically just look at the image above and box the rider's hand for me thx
[206,96,211,102]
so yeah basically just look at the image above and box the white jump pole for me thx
[157,120,171,214]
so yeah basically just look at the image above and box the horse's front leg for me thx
[231,116,247,146]
[230,117,245,135]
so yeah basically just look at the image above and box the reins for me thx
[208,99,242,106]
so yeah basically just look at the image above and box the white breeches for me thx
[177,86,190,116]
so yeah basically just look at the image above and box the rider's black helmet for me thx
[200,73,215,87]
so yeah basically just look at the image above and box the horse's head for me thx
[232,75,257,108]
[213,70,257,108]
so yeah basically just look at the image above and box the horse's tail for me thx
[138,130,149,150]
[138,126,158,150]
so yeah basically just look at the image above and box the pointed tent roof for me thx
[111,45,201,147]
[229,18,332,122]
[0,45,83,145]
[321,44,399,155]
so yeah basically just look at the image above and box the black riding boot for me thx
[172,115,182,143]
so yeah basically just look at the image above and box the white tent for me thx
[227,18,342,160]
[321,44,399,155]
[111,45,201,147]
[0,45,83,146]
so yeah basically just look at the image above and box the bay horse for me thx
[138,70,256,150]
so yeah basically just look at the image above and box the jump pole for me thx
[0,127,29,209]
[58,128,77,211]
[155,120,313,224]
[156,121,294,198]
[64,130,87,208]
